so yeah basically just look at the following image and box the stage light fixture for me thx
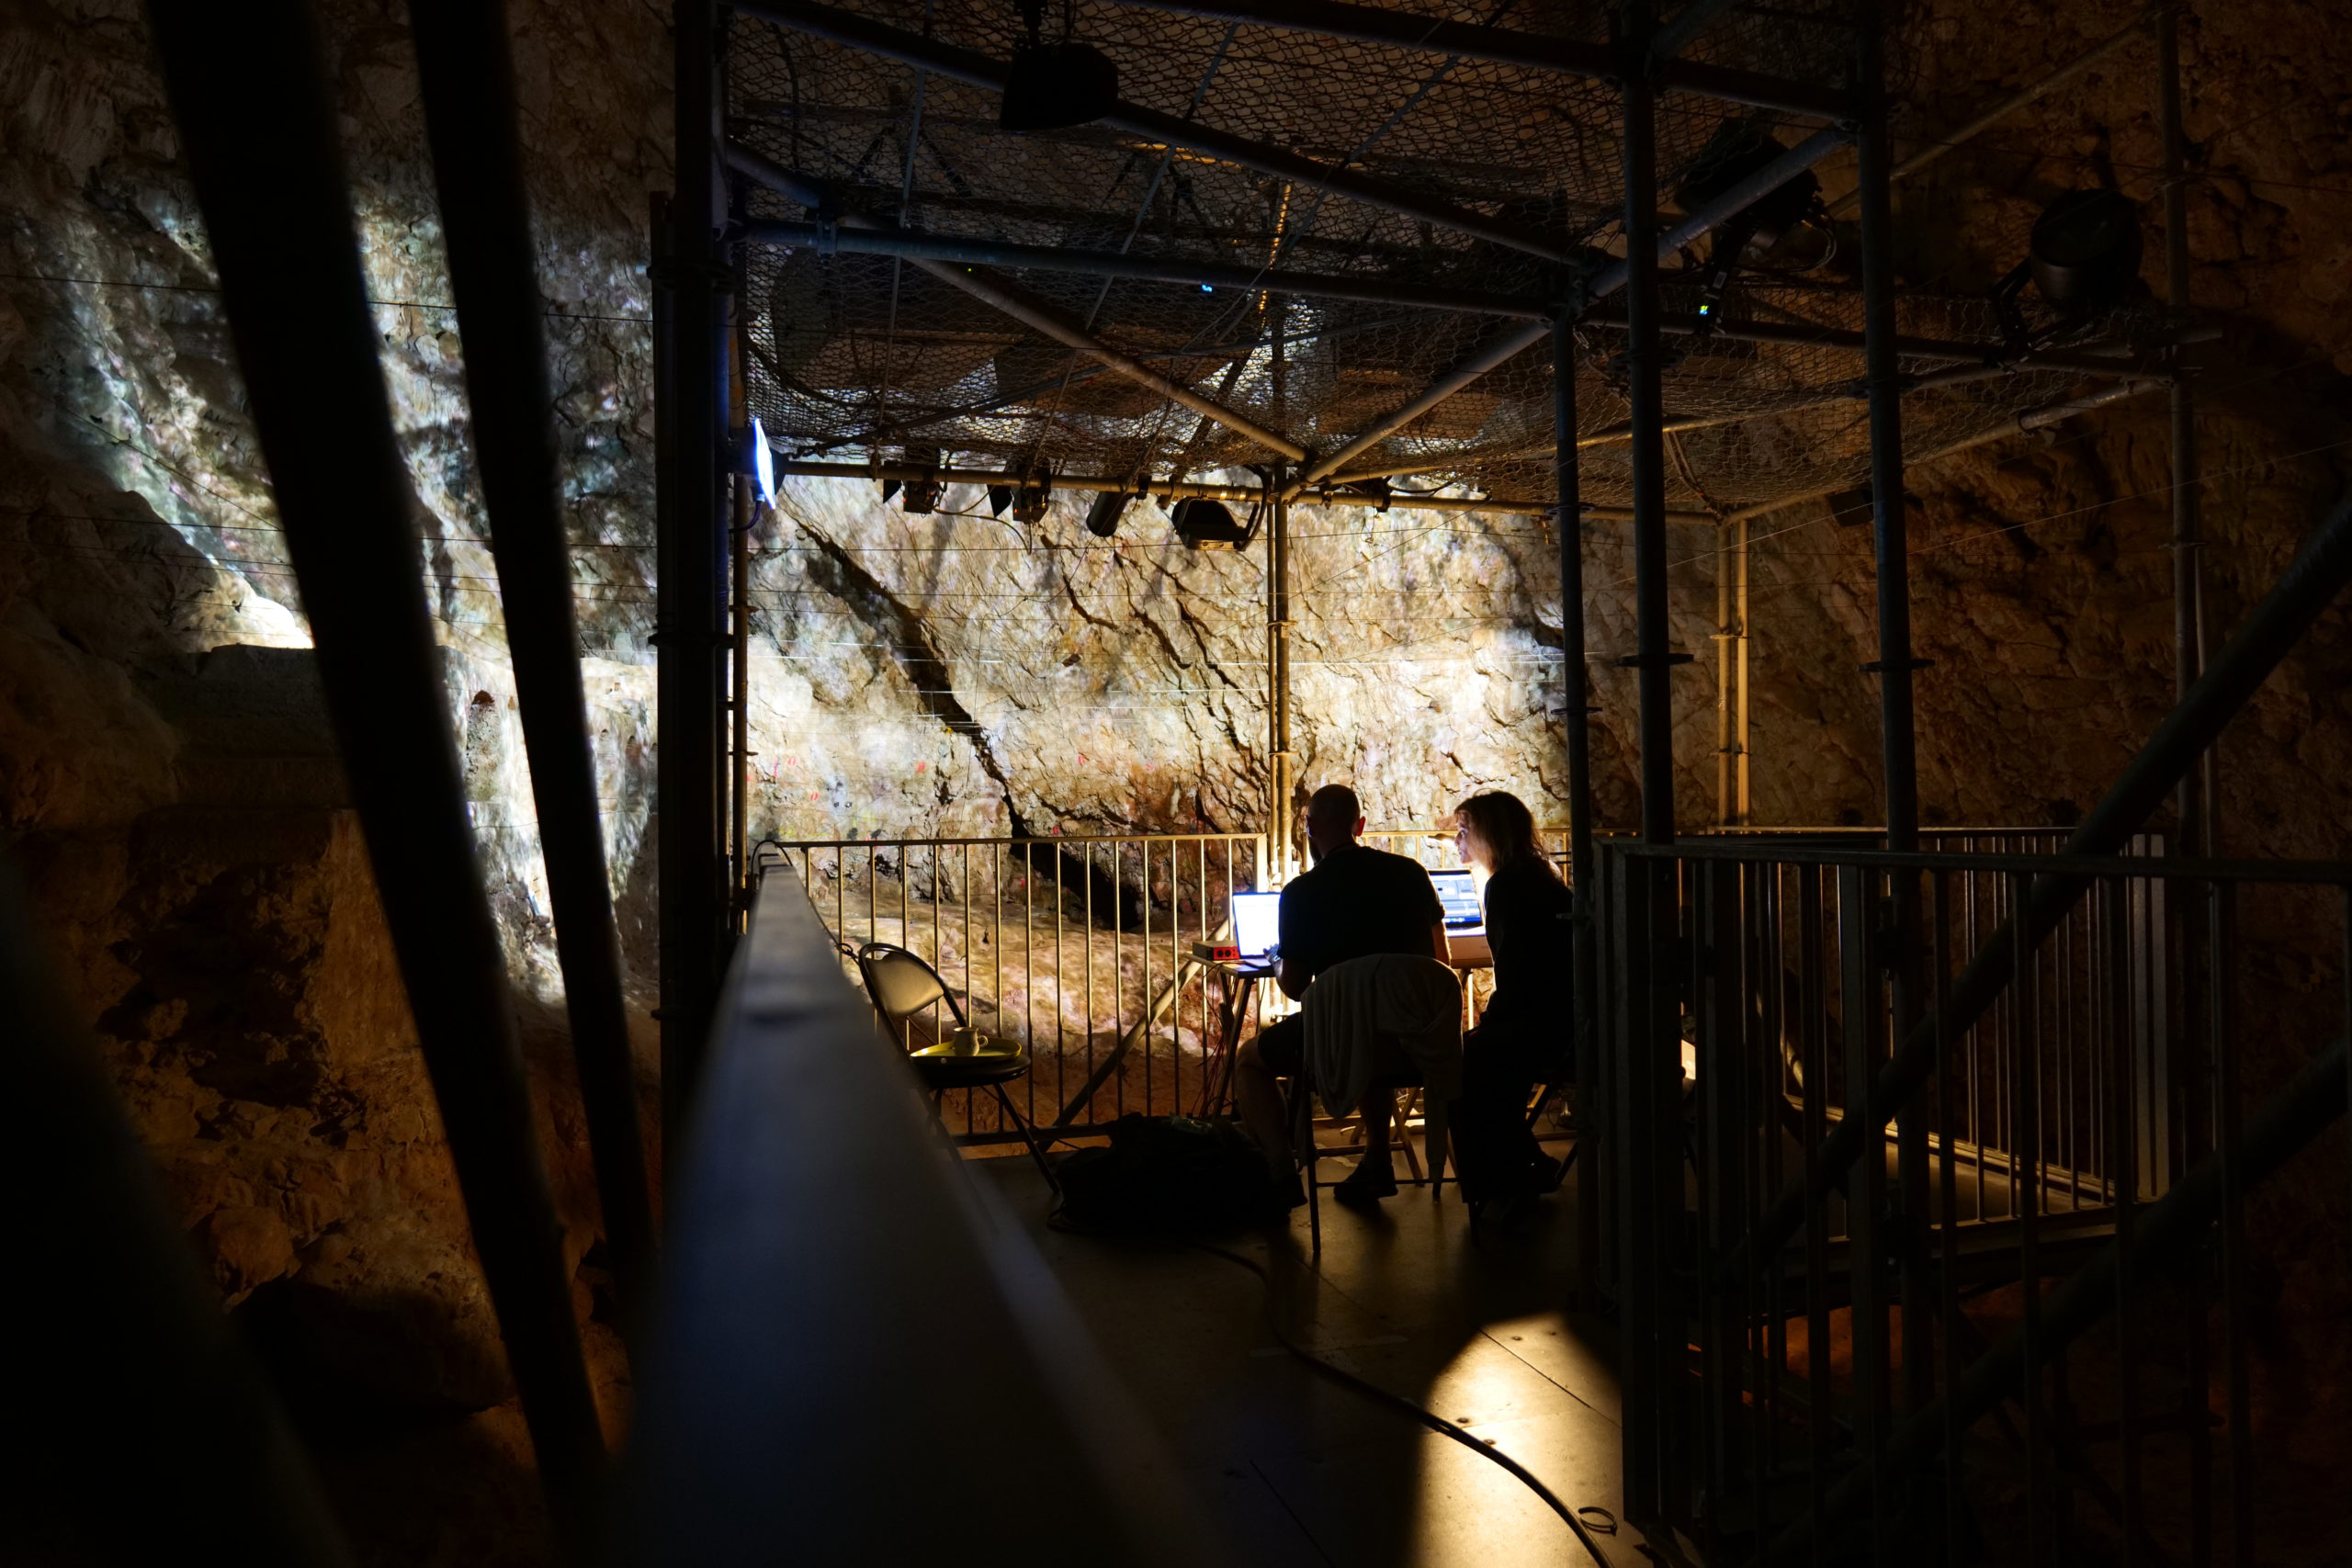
[1991,188,2143,351]
[1170,497,1253,550]
[900,476,943,514]
[1673,128,1826,326]
[1085,491,1132,537]
[1012,474,1053,524]
[2030,189,2143,314]
[988,484,1014,517]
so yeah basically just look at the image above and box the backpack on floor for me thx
[1053,1113,1267,1234]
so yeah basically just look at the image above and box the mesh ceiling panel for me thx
[727,0,2155,515]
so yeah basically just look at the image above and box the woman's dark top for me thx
[1474,857,1574,1072]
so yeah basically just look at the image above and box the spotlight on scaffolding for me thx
[1993,188,2143,351]
[1000,0,1117,131]
[988,484,1014,517]
[900,474,943,514]
[1084,491,1133,537]
[1011,471,1053,525]
[1170,497,1255,551]
[1674,126,1827,324]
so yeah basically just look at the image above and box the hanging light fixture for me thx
[1991,187,2143,351]
[1084,491,1132,537]
[1000,0,1117,132]
[1170,497,1252,550]
[1673,126,1826,328]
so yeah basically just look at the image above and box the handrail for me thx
[623,860,1203,1564]
[1607,839,2352,886]
[762,831,1263,849]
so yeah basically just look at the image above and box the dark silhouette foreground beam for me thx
[409,0,657,1349]
[729,0,1573,261]
[143,0,607,1551]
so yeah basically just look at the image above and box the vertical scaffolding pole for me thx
[1269,469,1294,881]
[1622,20,1676,849]
[410,0,656,1337]
[1615,4,1683,1526]
[731,476,752,926]
[1736,515,1750,821]
[1555,313,1601,1302]
[1714,522,1741,827]
[1857,11,1918,855]
[727,287,752,930]
[2155,15,2218,1551]
[660,0,730,1145]
[2159,8,2206,854]
[1858,1,1934,1442]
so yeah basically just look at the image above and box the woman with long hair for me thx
[1449,790,1572,1209]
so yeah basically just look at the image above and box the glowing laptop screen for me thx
[1229,892,1283,958]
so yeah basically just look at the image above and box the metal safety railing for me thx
[761,832,1267,1138]
[1594,834,2352,1566]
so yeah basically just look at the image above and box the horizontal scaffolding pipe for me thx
[1103,0,1854,118]
[1582,306,2179,378]
[740,219,1550,319]
[770,458,1711,521]
[1298,126,1855,486]
[727,145,1306,461]
[1720,376,2168,522]
[732,0,1571,261]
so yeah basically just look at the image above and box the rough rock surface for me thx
[2,0,2349,1562]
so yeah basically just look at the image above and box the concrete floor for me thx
[967,1149,1645,1568]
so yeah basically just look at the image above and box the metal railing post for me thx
[659,0,732,1144]
[1555,311,1604,1304]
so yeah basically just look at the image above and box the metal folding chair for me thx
[854,942,1058,1195]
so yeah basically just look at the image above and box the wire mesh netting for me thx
[727,0,2160,516]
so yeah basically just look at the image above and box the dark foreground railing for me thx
[620,852,1204,1564]
[1596,835,2352,1566]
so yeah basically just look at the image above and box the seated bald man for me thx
[1235,784,1448,1207]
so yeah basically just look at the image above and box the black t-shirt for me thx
[1480,857,1573,1035]
[1275,842,1444,984]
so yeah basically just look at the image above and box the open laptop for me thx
[1228,890,1283,962]
[1429,866,1484,932]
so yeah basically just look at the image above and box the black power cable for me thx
[1188,1242,1620,1568]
